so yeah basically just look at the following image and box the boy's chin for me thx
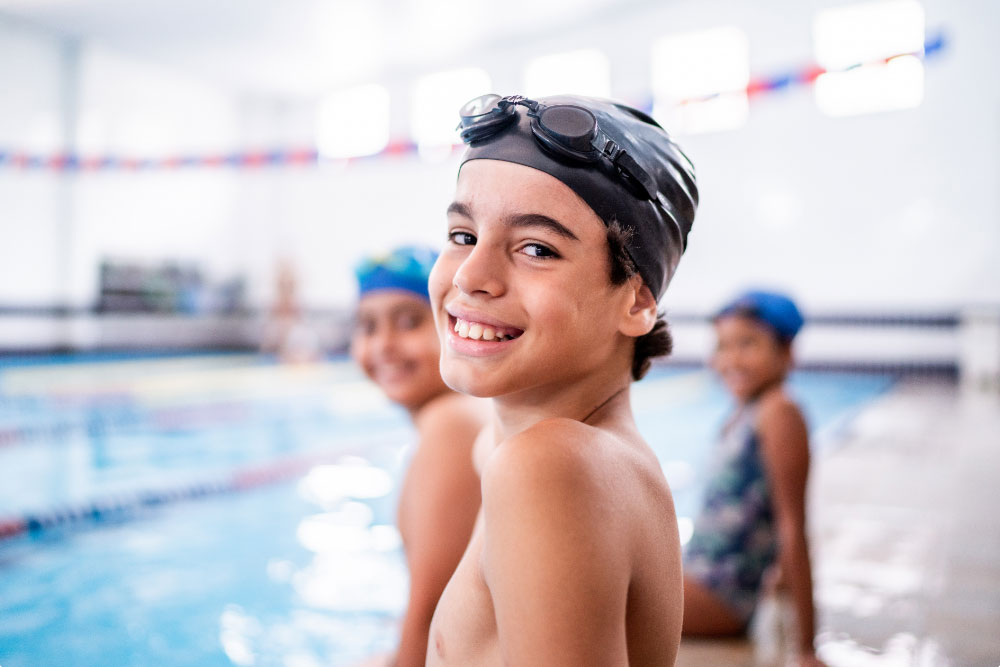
[442,377,495,398]
[441,365,502,399]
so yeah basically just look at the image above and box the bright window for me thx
[651,27,749,135]
[813,0,925,117]
[411,67,492,154]
[317,84,390,159]
[523,49,611,98]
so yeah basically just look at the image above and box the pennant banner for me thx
[0,32,946,173]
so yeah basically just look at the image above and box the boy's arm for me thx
[481,420,631,667]
[757,396,822,664]
[395,398,483,667]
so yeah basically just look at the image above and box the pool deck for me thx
[676,377,1000,667]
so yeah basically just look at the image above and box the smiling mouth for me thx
[450,316,524,342]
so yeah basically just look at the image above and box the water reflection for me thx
[219,605,261,666]
[292,457,406,613]
[297,461,394,507]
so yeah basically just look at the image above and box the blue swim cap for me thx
[355,246,438,301]
[716,290,804,342]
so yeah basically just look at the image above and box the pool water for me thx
[0,354,894,667]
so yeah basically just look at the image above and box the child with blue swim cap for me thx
[683,289,825,667]
[351,246,489,667]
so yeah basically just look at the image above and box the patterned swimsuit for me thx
[683,401,777,625]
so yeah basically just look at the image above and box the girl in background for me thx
[683,290,825,667]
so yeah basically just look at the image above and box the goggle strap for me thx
[607,148,657,201]
[458,94,661,202]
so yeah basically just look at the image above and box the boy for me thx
[682,290,824,667]
[425,94,698,665]
[351,247,488,666]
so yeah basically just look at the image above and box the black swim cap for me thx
[459,94,698,298]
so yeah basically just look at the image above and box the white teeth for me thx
[453,317,513,341]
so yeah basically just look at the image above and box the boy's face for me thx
[429,159,636,398]
[351,290,446,410]
[711,314,792,401]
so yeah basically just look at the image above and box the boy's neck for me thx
[490,366,635,442]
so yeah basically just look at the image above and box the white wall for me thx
[226,0,1000,314]
[67,44,246,306]
[655,0,1000,314]
[0,0,997,317]
[0,17,65,306]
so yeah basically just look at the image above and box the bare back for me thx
[427,417,682,666]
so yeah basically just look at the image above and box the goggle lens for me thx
[458,94,517,143]
[459,94,502,120]
[536,106,597,154]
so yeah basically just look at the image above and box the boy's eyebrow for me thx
[501,213,579,241]
[447,201,579,241]
[446,201,472,218]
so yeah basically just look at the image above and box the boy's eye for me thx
[521,243,559,259]
[448,231,476,246]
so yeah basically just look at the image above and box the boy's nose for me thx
[452,245,505,298]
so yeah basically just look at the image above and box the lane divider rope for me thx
[0,449,359,542]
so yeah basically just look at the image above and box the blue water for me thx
[0,355,894,666]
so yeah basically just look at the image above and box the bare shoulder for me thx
[480,418,646,529]
[482,418,613,492]
[480,418,637,582]
[418,391,489,428]
[757,388,808,433]
[473,420,675,665]
[755,387,810,469]
[478,418,681,663]
[415,393,489,451]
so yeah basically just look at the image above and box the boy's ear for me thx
[619,276,658,337]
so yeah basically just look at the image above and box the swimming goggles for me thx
[457,94,658,201]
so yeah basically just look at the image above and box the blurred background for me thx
[0,0,998,665]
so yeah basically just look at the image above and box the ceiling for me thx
[0,0,641,98]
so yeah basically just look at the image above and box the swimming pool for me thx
[0,354,894,666]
